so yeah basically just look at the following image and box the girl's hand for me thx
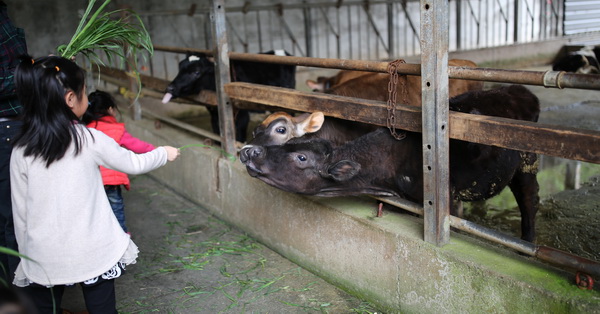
[162,146,181,161]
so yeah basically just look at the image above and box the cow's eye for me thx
[276,127,286,134]
[297,154,307,162]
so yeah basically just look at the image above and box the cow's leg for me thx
[235,110,250,142]
[207,106,221,135]
[509,152,540,242]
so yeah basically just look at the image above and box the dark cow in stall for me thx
[240,85,541,242]
[162,50,296,142]
[552,46,600,74]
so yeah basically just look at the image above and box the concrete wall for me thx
[124,114,600,313]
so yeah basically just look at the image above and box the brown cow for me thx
[306,70,369,91]
[307,59,484,106]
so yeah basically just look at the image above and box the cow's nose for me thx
[249,146,264,159]
[240,145,263,163]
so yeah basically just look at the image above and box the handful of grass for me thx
[57,0,153,93]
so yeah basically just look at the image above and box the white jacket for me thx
[10,125,167,286]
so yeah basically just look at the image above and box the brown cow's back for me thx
[324,59,484,106]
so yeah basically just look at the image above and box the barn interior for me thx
[5,0,600,312]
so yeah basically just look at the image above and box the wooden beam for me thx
[224,82,600,164]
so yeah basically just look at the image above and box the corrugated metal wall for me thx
[564,0,600,35]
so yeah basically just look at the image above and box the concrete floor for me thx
[61,175,378,313]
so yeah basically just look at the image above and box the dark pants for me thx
[22,280,117,314]
[105,185,127,232]
[0,119,22,285]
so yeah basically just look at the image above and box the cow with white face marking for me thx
[241,85,541,242]
[553,46,600,74]
[244,111,378,148]
[162,50,296,142]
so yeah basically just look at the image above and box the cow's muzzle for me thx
[240,145,264,164]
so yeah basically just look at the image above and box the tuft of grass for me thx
[57,0,152,98]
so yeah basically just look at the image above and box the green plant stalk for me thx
[61,0,112,59]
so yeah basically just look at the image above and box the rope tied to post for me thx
[386,59,408,140]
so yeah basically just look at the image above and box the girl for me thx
[10,55,179,313]
[83,90,155,234]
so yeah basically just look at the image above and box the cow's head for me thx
[246,111,325,147]
[162,53,215,104]
[305,76,330,92]
[240,138,361,196]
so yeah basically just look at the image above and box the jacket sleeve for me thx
[120,130,155,154]
[90,128,167,175]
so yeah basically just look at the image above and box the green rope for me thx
[179,144,237,162]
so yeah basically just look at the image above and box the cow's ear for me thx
[306,79,325,91]
[293,112,324,136]
[326,160,360,181]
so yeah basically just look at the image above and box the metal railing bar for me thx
[373,196,600,278]
[152,46,600,91]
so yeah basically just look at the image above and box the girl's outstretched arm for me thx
[120,130,155,154]
[89,128,173,175]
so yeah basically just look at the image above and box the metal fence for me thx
[139,0,565,63]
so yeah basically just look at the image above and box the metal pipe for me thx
[152,45,600,90]
[374,196,600,278]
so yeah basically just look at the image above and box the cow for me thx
[552,46,600,74]
[240,85,541,242]
[307,59,484,106]
[246,111,378,147]
[162,50,296,142]
[306,70,369,92]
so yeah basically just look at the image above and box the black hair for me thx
[14,55,87,167]
[81,90,121,125]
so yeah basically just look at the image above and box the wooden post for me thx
[210,0,237,157]
[565,160,581,190]
[420,0,450,245]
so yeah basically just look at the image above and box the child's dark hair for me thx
[14,55,87,167]
[81,90,120,125]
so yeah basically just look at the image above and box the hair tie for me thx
[55,66,60,72]
[31,59,34,65]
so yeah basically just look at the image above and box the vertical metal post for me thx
[456,0,462,50]
[513,0,519,43]
[387,2,395,58]
[420,0,450,245]
[210,0,237,157]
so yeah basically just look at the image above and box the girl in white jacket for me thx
[10,55,179,313]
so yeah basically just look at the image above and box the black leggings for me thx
[21,279,117,314]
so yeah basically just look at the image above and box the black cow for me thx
[162,50,296,142]
[241,85,541,242]
[552,46,600,74]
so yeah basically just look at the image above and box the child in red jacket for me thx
[82,90,155,233]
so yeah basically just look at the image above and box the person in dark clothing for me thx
[0,0,27,285]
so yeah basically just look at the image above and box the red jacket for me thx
[87,115,155,190]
